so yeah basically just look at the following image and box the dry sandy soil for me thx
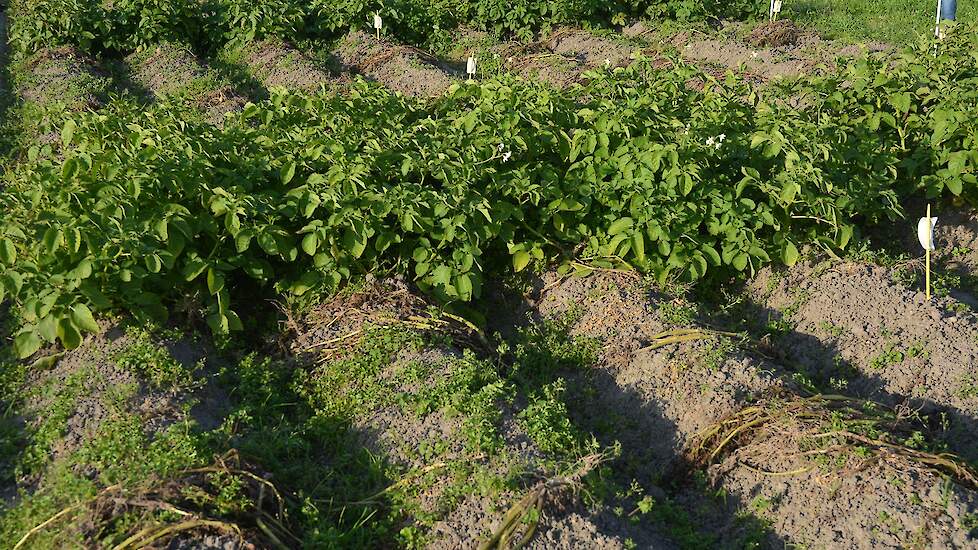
[526,266,978,549]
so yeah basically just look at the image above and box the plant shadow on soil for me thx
[487,280,790,548]
[0,324,416,548]
[0,307,25,507]
[101,58,168,106]
[203,356,409,547]
[206,55,275,102]
[711,271,978,466]
[108,50,268,105]
[566,367,787,548]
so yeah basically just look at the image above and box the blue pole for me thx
[941,0,957,20]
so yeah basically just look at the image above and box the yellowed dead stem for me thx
[479,453,608,550]
[113,519,241,550]
[13,504,83,550]
[645,328,744,350]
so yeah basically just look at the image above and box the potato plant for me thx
[7,0,765,58]
[7,0,213,56]
[7,45,956,358]
[799,33,978,203]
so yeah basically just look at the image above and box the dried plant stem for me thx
[480,453,608,550]
[645,328,743,350]
[113,519,241,550]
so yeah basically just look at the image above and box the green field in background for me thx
[786,0,976,43]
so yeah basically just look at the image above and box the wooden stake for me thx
[926,203,932,300]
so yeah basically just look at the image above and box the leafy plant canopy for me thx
[6,0,766,57]
[3,24,978,358]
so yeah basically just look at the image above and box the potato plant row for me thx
[2,26,978,358]
[7,0,764,57]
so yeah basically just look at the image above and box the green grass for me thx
[785,0,978,44]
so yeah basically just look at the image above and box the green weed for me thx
[114,325,197,390]
[296,326,425,418]
[659,299,698,327]
[507,315,600,388]
[817,321,845,338]
[519,379,589,456]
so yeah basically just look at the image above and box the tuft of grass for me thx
[295,325,425,418]
[0,382,207,549]
[817,321,845,338]
[962,513,978,538]
[658,299,698,327]
[957,375,978,400]
[505,314,601,389]
[0,351,28,486]
[19,369,91,476]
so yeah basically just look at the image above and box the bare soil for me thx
[548,29,638,68]
[513,269,978,548]
[16,46,109,110]
[332,30,456,97]
[749,259,978,462]
[23,322,227,462]
[707,434,978,549]
[523,272,781,475]
[124,43,248,125]
[197,86,249,126]
[484,21,888,92]
[125,42,208,99]
[484,27,647,89]
[528,507,677,550]
[624,20,888,81]
[239,39,334,93]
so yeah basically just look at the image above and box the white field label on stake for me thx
[374,14,383,30]
[917,216,938,250]
[467,56,477,77]
[773,0,782,14]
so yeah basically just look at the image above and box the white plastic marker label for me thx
[773,0,782,13]
[373,14,383,30]
[466,56,477,78]
[917,216,938,250]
